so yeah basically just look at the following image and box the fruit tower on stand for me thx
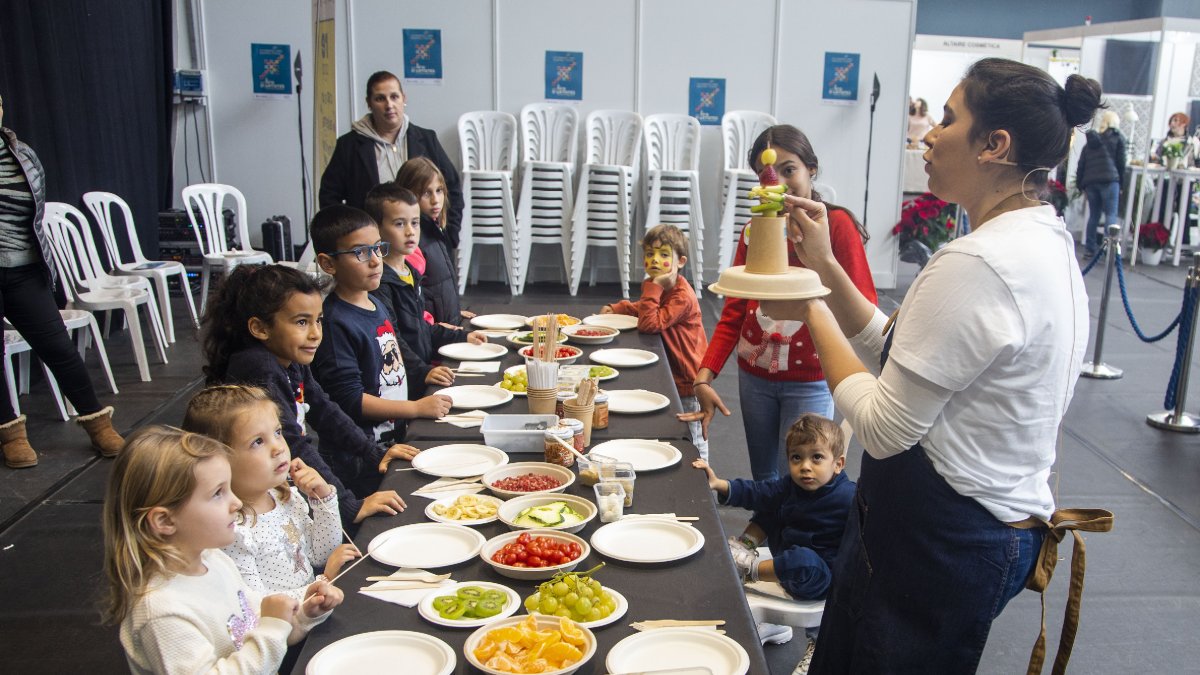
[707,148,830,301]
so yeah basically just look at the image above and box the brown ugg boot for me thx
[0,415,37,468]
[76,406,124,458]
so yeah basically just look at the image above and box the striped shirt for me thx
[0,138,37,267]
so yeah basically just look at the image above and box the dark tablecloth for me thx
[291,438,770,674]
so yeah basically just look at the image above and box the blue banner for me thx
[822,52,860,103]
[251,43,292,98]
[545,51,583,101]
[688,77,726,125]
[403,29,443,80]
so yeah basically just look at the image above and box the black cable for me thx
[296,73,310,246]
[192,101,208,183]
[182,102,191,186]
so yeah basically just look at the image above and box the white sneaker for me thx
[756,621,793,645]
[791,637,816,675]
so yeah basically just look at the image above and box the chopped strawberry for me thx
[759,165,780,186]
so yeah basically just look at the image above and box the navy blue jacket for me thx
[418,213,462,324]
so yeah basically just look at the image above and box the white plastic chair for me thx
[570,111,643,297]
[279,240,317,275]
[42,205,168,382]
[3,330,68,421]
[643,114,705,294]
[180,183,273,313]
[457,111,520,295]
[812,181,838,204]
[719,111,777,268]
[515,103,578,294]
[745,550,826,630]
[82,191,199,343]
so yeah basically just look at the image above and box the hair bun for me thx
[1062,75,1103,128]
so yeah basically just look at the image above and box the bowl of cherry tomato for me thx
[561,324,619,346]
[481,529,590,580]
[483,462,576,500]
[519,345,583,365]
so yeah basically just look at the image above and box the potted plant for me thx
[1161,140,1187,170]
[1045,179,1069,217]
[1138,221,1170,265]
[893,192,956,267]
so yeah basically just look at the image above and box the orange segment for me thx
[559,618,587,646]
[543,641,584,664]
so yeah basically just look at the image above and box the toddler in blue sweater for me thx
[694,413,854,601]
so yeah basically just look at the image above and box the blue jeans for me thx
[737,370,833,481]
[1084,182,1119,253]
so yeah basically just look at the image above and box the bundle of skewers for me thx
[527,314,560,389]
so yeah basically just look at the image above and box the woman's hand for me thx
[782,194,835,272]
[676,370,729,440]
[378,444,421,472]
[758,298,822,324]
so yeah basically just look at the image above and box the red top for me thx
[609,276,708,398]
[700,208,878,382]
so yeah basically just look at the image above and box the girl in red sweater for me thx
[683,125,877,480]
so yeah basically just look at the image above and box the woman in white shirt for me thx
[763,58,1102,672]
[906,97,936,147]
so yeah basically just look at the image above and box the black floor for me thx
[1,257,1198,674]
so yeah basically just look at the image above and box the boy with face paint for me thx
[601,225,709,458]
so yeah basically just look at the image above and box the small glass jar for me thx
[560,417,585,453]
[592,391,610,429]
[555,391,575,418]
[543,426,575,467]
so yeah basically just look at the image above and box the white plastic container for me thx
[480,414,559,454]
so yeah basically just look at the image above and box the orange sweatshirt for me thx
[609,276,708,398]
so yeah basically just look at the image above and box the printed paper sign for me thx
[689,77,726,125]
[403,29,443,81]
[822,52,860,104]
[545,51,583,101]
[251,43,293,99]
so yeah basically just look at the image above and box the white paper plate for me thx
[306,630,455,675]
[605,628,750,675]
[605,389,671,414]
[589,519,704,564]
[588,439,682,472]
[417,581,521,628]
[477,328,516,339]
[525,587,628,629]
[368,523,487,568]
[438,384,514,409]
[424,494,504,526]
[471,314,529,330]
[582,314,639,331]
[589,348,659,368]
[437,342,508,361]
[412,444,509,478]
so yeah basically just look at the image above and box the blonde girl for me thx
[182,385,359,602]
[395,156,473,325]
[103,426,342,674]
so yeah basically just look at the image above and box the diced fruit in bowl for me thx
[519,345,582,364]
[465,614,596,675]
[562,325,619,345]
[483,462,575,499]
[481,529,590,581]
[499,494,597,533]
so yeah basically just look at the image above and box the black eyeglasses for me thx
[328,242,389,262]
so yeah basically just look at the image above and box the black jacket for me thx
[372,262,466,370]
[318,121,464,246]
[418,213,462,324]
[1076,129,1126,189]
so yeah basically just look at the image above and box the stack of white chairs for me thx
[42,203,168,382]
[718,111,777,268]
[82,191,199,343]
[457,111,520,295]
[643,114,705,294]
[3,330,68,421]
[514,103,578,294]
[180,183,273,313]
[570,111,643,298]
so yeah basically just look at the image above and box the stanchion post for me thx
[1082,224,1124,379]
[1147,252,1200,433]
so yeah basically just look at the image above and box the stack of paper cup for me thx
[527,387,557,414]
[562,400,595,446]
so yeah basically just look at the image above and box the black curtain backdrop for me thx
[0,0,173,260]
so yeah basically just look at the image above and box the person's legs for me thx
[0,268,36,468]
[1098,181,1120,246]
[738,370,783,481]
[774,380,834,477]
[1084,185,1104,253]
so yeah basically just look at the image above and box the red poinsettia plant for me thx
[893,192,956,252]
[1139,222,1170,251]
[1045,179,1068,216]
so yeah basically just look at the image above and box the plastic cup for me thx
[594,482,626,522]
[599,461,636,507]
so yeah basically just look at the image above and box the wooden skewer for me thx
[550,433,589,462]
[359,581,447,592]
[328,550,373,585]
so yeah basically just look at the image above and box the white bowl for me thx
[464,615,596,675]
[498,493,597,534]
[519,344,582,365]
[561,324,619,345]
[482,462,576,500]
[480,529,590,581]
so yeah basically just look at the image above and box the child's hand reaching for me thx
[322,543,361,580]
[300,577,344,618]
[378,444,421,473]
[260,594,299,623]
[466,331,488,344]
[599,305,614,315]
[692,459,729,496]
[416,394,452,419]
[425,366,456,387]
[289,459,332,500]
[354,490,407,522]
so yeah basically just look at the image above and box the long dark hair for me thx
[961,58,1102,188]
[200,264,329,383]
[748,124,869,243]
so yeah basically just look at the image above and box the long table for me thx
[407,306,692,443]
[292,439,771,674]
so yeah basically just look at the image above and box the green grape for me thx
[554,607,572,618]
[596,604,612,619]
[588,607,603,622]
[552,582,569,597]
[579,585,594,600]
[524,594,539,612]
[564,592,579,607]
[540,595,559,614]
[575,597,593,615]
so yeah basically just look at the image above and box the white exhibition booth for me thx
[172,0,916,290]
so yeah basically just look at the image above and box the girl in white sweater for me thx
[182,385,360,601]
[103,426,343,675]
